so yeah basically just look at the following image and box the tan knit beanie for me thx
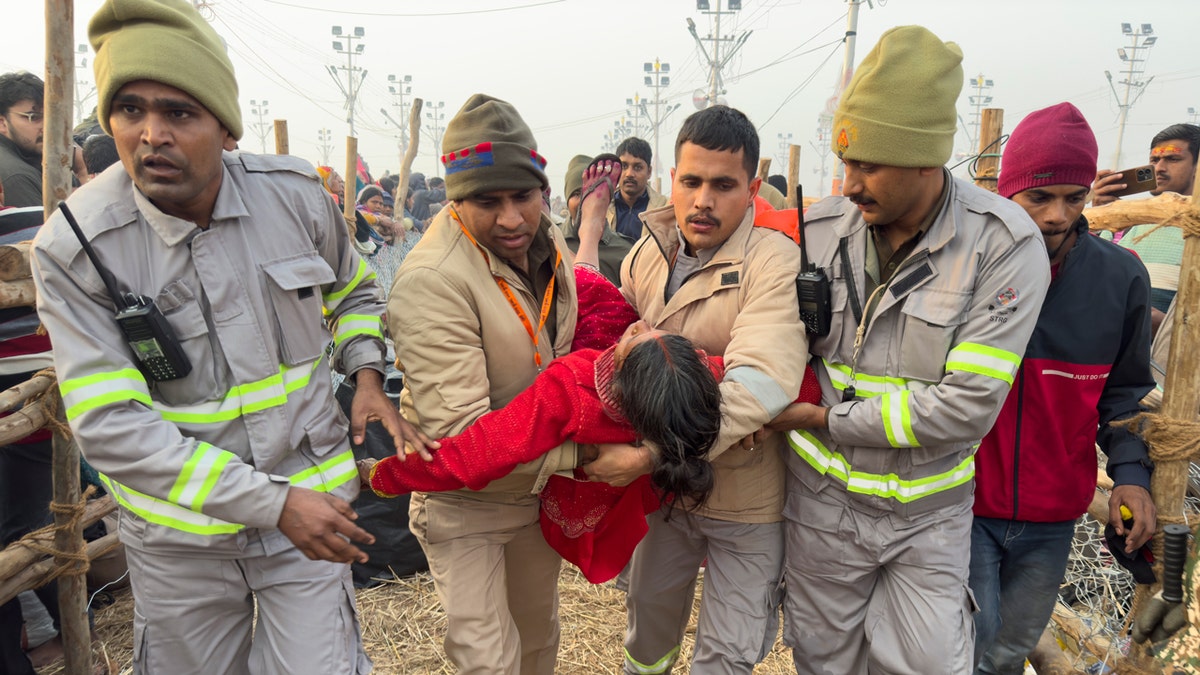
[441,94,548,201]
[833,25,962,167]
[90,0,242,140]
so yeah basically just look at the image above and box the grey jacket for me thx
[786,175,1050,518]
[0,135,42,208]
[32,152,385,556]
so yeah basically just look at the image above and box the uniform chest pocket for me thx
[897,289,970,383]
[262,252,337,366]
[150,280,223,405]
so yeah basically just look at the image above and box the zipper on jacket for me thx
[1011,367,1024,520]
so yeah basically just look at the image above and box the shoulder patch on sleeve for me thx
[236,152,319,181]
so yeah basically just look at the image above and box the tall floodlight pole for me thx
[317,128,333,166]
[829,0,868,195]
[686,0,750,108]
[644,59,671,180]
[328,25,367,137]
[388,74,413,158]
[812,111,833,195]
[73,44,95,124]
[1106,22,1156,169]
[968,74,994,154]
[249,99,270,153]
[625,94,646,137]
[425,101,445,176]
[1189,107,1199,125]
[777,132,793,175]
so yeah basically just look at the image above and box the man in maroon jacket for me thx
[970,102,1157,674]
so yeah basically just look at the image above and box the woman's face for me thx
[614,320,666,370]
[366,195,385,214]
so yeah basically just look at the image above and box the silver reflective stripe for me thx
[724,365,792,417]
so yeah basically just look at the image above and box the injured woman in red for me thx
[360,155,817,582]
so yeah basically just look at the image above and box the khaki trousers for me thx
[410,492,561,675]
[124,543,369,675]
[624,513,784,674]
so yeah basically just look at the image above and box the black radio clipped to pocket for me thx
[794,186,831,336]
[59,203,192,382]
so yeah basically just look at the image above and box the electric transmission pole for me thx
[426,101,446,176]
[643,59,675,180]
[327,25,367,137]
[1105,22,1157,169]
[686,0,750,108]
[73,44,96,125]
[967,74,994,154]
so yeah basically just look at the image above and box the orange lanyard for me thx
[451,210,559,368]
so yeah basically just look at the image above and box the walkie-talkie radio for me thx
[794,186,831,336]
[59,203,192,382]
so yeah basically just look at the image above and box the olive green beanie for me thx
[564,154,593,198]
[833,25,962,167]
[441,94,548,201]
[89,0,242,140]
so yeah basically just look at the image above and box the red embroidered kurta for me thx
[371,266,658,582]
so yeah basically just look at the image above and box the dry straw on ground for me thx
[38,567,796,674]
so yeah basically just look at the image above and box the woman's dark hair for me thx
[611,334,720,514]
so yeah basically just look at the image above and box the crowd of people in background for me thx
[0,1,1198,674]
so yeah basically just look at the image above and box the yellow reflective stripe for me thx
[945,342,1021,385]
[155,361,320,425]
[882,390,918,447]
[787,430,975,503]
[99,473,244,535]
[167,443,235,513]
[623,645,680,675]
[332,314,383,348]
[322,259,375,316]
[289,450,356,492]
[820,358,927,397]
[61,369,152,420]
[102,448,356,536]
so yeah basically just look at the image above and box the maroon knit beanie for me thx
[998,102,1097,199]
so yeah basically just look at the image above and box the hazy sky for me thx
[4,0,1199,198]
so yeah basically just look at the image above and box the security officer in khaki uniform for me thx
[388,95,579,675]
[31,1,430,672]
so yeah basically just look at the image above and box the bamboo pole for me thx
[0,242,33,281]
[0,495,115,602]
[973,109,1003,192]
[786,144,801,209]
[43,0,74,213]
[757,158,771,182]
[394,98,424,208]
[273,120,289,155]
[343,137,358,223]
[0,533,121,610]
[51,394,93,675]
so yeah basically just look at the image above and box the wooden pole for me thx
[1027,627,1077,675]
[0,242,33,281]
[394,98,424,207]
[343,136,358,222]
[786,144,802,209]
[1122,142,1200,670]
[0,533,121,610]
[757,158,771,181]
[273,120,289,155]
[0,495,116,603]
[973,108,1003,192]
[43,0,75,213]
[51,396,93,675]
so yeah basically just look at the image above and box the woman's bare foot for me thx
[575,154,622,268]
